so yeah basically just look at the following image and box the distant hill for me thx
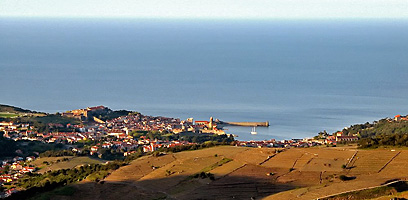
[0,104,44,114]
[0,104,138,132]
[0,104,47,119]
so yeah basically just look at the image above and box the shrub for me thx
[165,170,173,176]
[192,172,215,180]
[152,151,161,157]
[339,175,356,181]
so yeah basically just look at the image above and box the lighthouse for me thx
[209,117,214,130]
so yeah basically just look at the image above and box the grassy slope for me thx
[0,104,46,118]
[27,114,80,125]
[0,112,20,118]
[0,104,80,125]
[0,104,35,113]
[32,156,105,173]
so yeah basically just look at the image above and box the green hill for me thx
[0,104,46,119]
[0,104,38,114]
[330,117,408,148]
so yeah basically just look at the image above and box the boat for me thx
[251,126,257,135]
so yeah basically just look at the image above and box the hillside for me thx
[41,146,408,200]
[0,104,133,128]
[0,104,46,120]
[343,118,408,138]
[31,156,106,173]
[0,104,36,114]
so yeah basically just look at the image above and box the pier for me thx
[218,121,269,127]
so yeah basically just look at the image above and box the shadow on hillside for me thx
[64,174,297,200]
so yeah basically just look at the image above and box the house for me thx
[90,146,99,155]
[10,163,22,171]
[91,146,99,152]
[0,122,13,126]
[102,142,113,148]
[336,131,344,137]
[394,115,408,122]
[172,128,184,134]
[143,143,163,153]
[195,121,209,126]
[20,166,35,173]
[12,156,23,162]
[5,188,18,197]
[336,136,359,142]
[26,156,36,162]
[325,135,337,145]
[107,130,125,138]
[0,174,13,183]
[123,151,137,157]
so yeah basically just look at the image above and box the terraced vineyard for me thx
[378,151,408,177]
[349,150,398,173]
[48,146,408,200]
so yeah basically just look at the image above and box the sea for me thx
[1,18,408,141]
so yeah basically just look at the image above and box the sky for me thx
[0,0,407,19]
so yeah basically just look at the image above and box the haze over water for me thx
[1,18,408,140]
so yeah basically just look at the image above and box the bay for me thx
[1,18,408,140]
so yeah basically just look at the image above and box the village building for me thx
[336,136,359,142]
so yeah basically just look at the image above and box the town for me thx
[0,106,368,198]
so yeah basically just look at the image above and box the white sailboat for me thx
[251,126,257,135]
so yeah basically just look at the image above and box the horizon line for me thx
[1,15,408,21]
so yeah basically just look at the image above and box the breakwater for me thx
[219,121,269,127]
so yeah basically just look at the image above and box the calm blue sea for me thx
[1,18,408,140]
